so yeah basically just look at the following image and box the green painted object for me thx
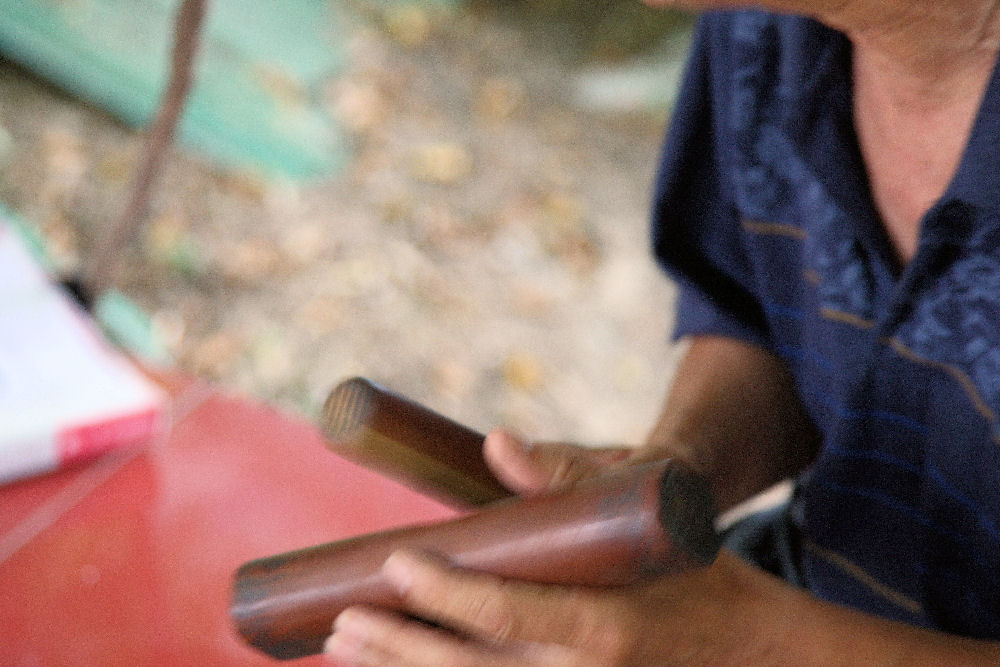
[93,288,171,364]
[0,201,52,271]
[0,0,350,178]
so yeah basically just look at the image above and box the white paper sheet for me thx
[0,219,163,483]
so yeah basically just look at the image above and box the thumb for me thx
[483,429,625,494]
[483,429,550,494]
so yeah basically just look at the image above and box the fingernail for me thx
[326,610,371,664]
[324,632,360,663]
[507,430,533,452]
[334,607,367,633]
[485,429,523,456]
[381,550,425,593]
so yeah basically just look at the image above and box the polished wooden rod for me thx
[321,377,513,508]
[231,459,720,660]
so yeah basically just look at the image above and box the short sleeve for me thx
[651,13,770,349]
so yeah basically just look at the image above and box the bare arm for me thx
[641,335,820,512]
[485,335,820,513]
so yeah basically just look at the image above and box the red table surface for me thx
[0,373,456,665]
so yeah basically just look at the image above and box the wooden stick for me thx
[321,377,513,508]
[231,458,720,660]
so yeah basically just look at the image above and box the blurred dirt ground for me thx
[0,0,692,444]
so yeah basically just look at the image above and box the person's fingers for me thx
[326,607,480,667]
[482,429,550,493]
[484,429,628,494]
[325,606,577,667]
[381,549,619,651]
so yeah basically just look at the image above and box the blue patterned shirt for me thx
[653,10,1000,637]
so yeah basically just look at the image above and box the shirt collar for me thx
[946,53,1000,213]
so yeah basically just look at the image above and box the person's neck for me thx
[836,2,1000,264]
[831,2,1000,105]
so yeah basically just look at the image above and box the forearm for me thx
[804,601,1000,665]
[749,559,1000,665]
[639,335,820,512]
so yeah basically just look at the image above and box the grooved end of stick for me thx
[322,377,377,441]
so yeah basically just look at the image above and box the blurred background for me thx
[0,0,695,445]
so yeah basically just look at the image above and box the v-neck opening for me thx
[892,50,1000,315]
[941,49,1000,213]
[808,34,903,294]
[840,42,1000,296]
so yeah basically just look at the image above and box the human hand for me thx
[324,548,784,666]
[482,428,645,496]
